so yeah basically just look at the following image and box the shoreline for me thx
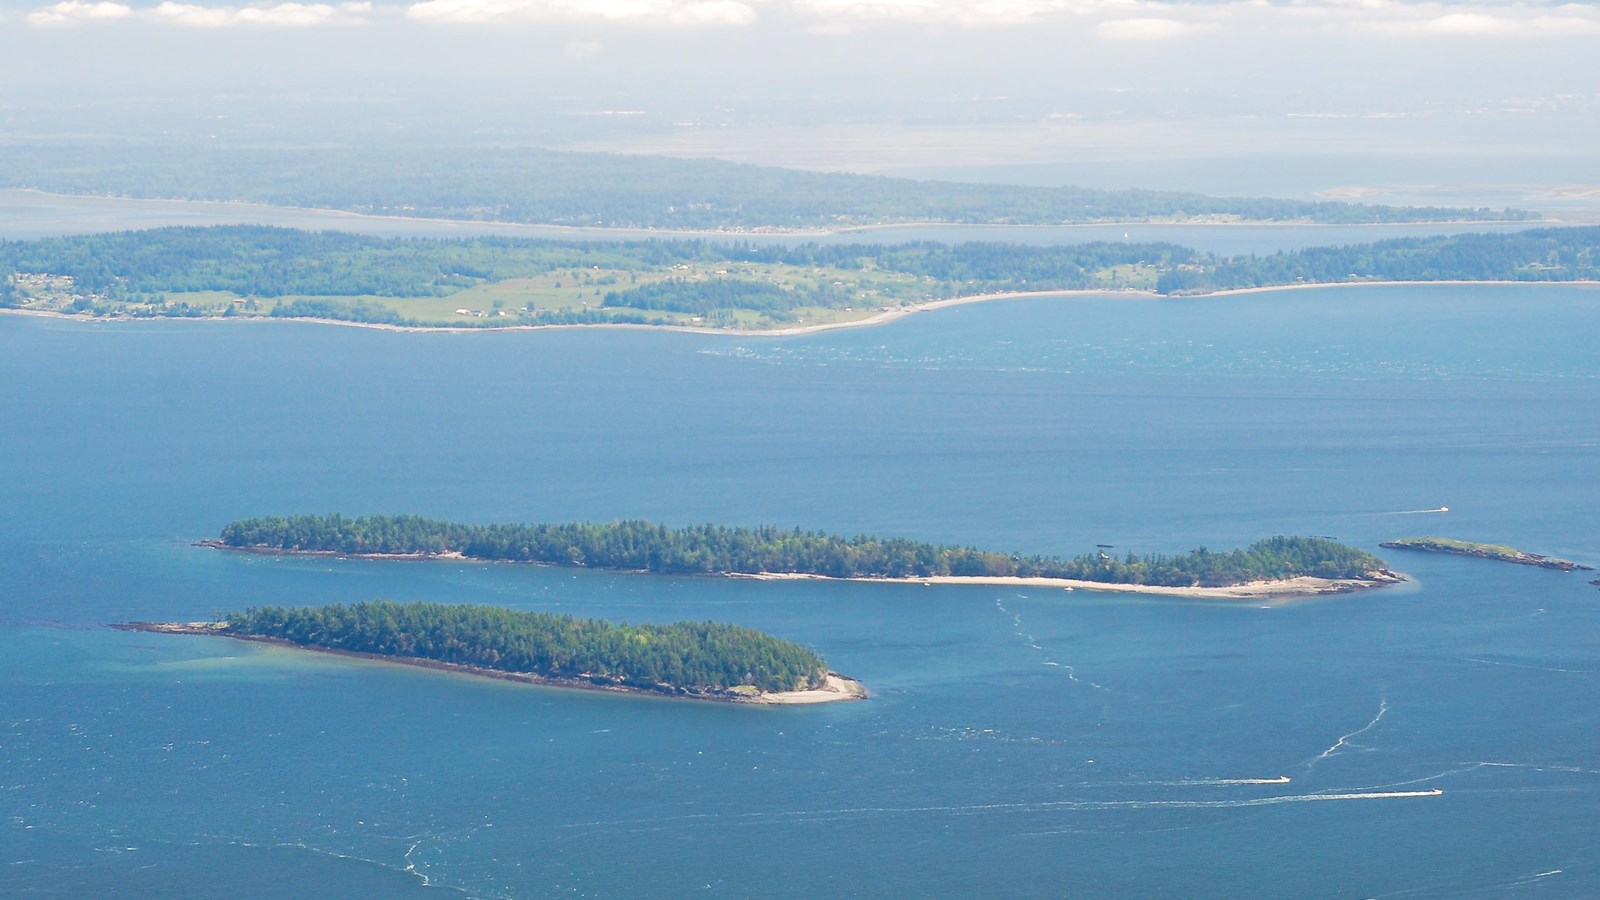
[8,279,1598,338]
[1195,279,1600,299]
[113,621,867,705]
[734,570,1408,600]
[195,540,1407,600]
[0,289,1130,338]
[1380,539,1591,572]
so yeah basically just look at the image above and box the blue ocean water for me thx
[2,285,1598,897]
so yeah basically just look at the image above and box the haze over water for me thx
[0,188,1553,254]
[3,284,1598,896]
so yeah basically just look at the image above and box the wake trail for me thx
[1306,697,1388,771]
[562,789,1444,831]
[1464,657,1589,675]
[995,597,1107,691]
[1161,776,1292,786]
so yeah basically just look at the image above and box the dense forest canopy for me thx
[218,514,1390,588]
[0,143,1533,229]
[222,601,829,695]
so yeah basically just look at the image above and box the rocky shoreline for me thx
[1380,538,1592,572]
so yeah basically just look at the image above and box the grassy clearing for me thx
[10,244,1140,330]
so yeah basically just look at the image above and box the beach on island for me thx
[737,570,1408,600]
[9,279,1598,340]
[194,539,1407,601]
[114,621,868,705]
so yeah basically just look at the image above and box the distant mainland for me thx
[117,601,866,705]
[200,514,1405,600]
[0,143,1537,232]
[4,225,1598,333]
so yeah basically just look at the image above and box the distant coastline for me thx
[8,280,1598,339]
[114,620,868,705]
[2,188,1542,240]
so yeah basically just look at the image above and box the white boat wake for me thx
[1307,697,1388,771]
[995,597,1107,691]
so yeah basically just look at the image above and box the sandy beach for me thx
[8,278,1596,339]
[738,570,1408,600]
[1197,279,1600,299]
[196,540,1407,600]
[751,672,869,704]
[115,621,867,705]
[0,288,1112,338]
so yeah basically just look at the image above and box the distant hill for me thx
[0,142,1535,230]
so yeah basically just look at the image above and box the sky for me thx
[1,0,1597,201]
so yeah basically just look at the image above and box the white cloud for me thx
[19,0,1600,36]
[25,0,133,27]
[148,0,367,25]
[1425,12,1508,34]
[1097,16,1191,40]
[790,0,1082,26]
[26,0,368,26]
[404,0,757,25]
[1363,7,1600,38]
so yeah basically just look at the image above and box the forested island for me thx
[207,514,1397,593]
[117,601,863,703]
[1379,538,1592,572]
[4,225,1598,331]
[0,143,1532,229]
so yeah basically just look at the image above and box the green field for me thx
[13,224,1591,331]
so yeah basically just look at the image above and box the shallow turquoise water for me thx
[2,285,1598,897]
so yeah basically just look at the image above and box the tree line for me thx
[1156,227,1600,294]
[11,225,1593,327]
[219,514,1388,587]
[223,600,829,695]
[0,227,1192,302]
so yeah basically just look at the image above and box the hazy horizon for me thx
[3,0,1597,211]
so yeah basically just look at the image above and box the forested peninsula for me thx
[4,225,1597,331]
[1157,227,1600,294]
[118,601,863,704]
[0,143,1532,229]
[206,514,1397,594]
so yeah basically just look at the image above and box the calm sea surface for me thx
[3,285,1598,897]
